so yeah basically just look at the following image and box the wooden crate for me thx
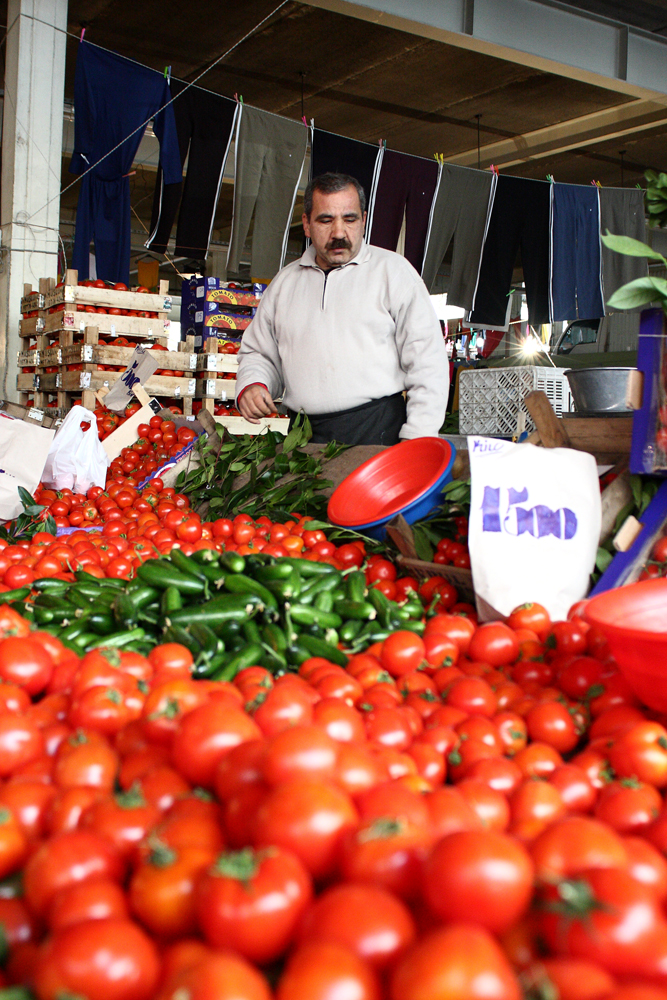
[44,270,171,314]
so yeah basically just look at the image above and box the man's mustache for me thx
[326,237,352,250]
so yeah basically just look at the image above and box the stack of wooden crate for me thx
[17,270,198,416]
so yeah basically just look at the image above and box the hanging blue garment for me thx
[549,183,605,321]
[70,41,182,284]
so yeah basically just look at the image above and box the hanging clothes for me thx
[599,188,648,308]
[70,41,182,285]
[226,106,308,282]
[368,149,439,273]
[469,174,551,328]
[145,80,237,260]
[421,163,496,310]
[310,128,382,213]
[549,183,604,321]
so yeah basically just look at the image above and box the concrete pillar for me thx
[0,0,68,401]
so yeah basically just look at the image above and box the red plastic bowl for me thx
[583,579,667,710]
[327,438,455,529]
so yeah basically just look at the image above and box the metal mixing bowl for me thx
[565,367,635,413]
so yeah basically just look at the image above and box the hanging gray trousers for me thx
[421,163,496,312]
[227,105,309,282]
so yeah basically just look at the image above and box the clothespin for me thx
[164,66,171,84]
[301,116,308,126]
[79,26,86,41]
[234,93,243,104]
[378,139,383,147]
[489,164,499,175]
[546,174,554,183]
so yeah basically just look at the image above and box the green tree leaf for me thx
[600,231,667,263]
[607,276,667,310]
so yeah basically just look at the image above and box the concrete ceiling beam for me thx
[301,0,667,100]
[444,98,667,169]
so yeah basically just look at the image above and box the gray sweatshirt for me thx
[235,240,449,439]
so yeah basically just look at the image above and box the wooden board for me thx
[40,310,170,338]
[44,279,171,313]
[563,416,634,454]
[195,379,237,400]
[196,354,239,373]
[59,344,197,371]
[17,351,40,367]
[63,370,196,396]
[16,373,38,391]
[211,415,288,435]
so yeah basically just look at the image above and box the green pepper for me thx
[136,560,206,594]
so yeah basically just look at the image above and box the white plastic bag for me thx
[468,437,601,622]
[0,416,55,521]
[42,407,109,494]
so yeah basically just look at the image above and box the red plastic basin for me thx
[583,579,667,711]
[327,438,455,529]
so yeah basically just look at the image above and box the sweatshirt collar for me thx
[299,239,372,270]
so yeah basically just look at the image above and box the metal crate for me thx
[458,366,573,436]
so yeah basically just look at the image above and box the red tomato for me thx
[389,923,521,1000]
[0,636,53,695]
[607,722,667,787]
[276,940,380,1000]
[380,632,426,678]
[525,701,581,754]
[23,829,125,918]
[196,846,312,963]
[48,878,129,931]
[129,844,215,939]
[530,816,628,882]
[538,867,665,977]
[296,881,416,971]
[594,779,662,834]
[422,829,533,933]
[157,950,271,1000]
[468,622,520,667]
[170,700,262,788]
[34,917,160,1000]
[507,602,551,640]
[252,777,358,880]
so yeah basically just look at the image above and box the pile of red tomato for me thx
[104,417,198,482]
[0,595,664,1000]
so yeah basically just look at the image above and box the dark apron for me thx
[287,392,406,446]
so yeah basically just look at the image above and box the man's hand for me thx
[238,384,276,423]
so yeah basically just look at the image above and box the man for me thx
[236,172,448,444]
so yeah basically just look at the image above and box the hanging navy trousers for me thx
[71,41,182,285]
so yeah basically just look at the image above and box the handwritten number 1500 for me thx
[482,487,577,540]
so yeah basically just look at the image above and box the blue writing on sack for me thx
[471,437,505,454]
[120,359,141,391]
[481,485,577,540]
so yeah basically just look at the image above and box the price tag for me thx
[102,347,160,413]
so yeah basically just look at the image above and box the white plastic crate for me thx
[458,366,573,436]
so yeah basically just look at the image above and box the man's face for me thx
[302,185,366,269]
